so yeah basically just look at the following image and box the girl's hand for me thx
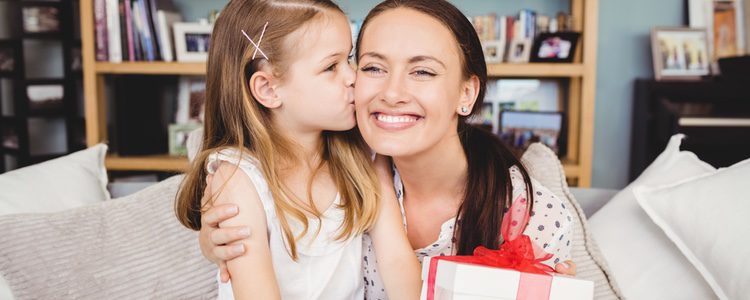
[554,260,577,276]
[199,174,251,283]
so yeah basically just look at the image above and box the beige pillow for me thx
[0,175,216,299]
[521,143,623,299]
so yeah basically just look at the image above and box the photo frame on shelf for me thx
[498,110,565,156]
[26,83,65,111]
[21,3,62,34]
[507,39,532,63]
[168,123,201,156]
[0,41,21,77]
[530,32,581,63]
[651,27,711,81]
[689,0,746,60]
[173,22,213,62]
[482,40,506,63]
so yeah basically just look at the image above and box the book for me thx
[133,0,156,61]
[105,0,122,62]
[157,10,181,62]
[118,0,129,61]
[123,0,135,61]
[94,0,108,61]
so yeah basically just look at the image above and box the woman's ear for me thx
[456,75,480,116]
[249,71,281,109]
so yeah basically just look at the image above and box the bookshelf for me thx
[79,0,598,187]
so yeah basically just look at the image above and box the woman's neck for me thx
[392,132,468,204]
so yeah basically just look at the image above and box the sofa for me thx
[1,134,747,299]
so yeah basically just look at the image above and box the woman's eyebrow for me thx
[359,52,386,61]
[408,55,445,68]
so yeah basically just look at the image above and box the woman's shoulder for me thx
[507,165,559,202]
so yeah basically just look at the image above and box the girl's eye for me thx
[325,63,337,72]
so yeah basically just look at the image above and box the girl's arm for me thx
[368,155,422,300]
[211,163,281,300]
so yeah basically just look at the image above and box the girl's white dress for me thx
[209,149,364,300]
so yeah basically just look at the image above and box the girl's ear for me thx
[456,75,480,116]
[249,71,282,109]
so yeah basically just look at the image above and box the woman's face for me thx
[354,8,472,158]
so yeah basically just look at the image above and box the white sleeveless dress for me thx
[208,149,364,300]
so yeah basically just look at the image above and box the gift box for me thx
[419,254,594,300]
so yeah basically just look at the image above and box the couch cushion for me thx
[588,134,717,300]
[521,143,622,299]
[636,158,750,300]
[0,175,216,299]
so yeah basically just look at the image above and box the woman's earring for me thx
[460,106,469,114]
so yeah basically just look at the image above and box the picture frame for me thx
[169,123,201,156]
[498,110,565,156]
[651,27,711,81]
[21,3,62,34]
[688,0,746,60]
[0,41,21,77]
[26,83,64,111]
[482,40,506,63]
[507,39,532,63]
[173,22,213,62]
[529,32,581,63]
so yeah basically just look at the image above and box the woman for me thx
[197,0,576,298]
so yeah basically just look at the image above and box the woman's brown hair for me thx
[176,0,380,259]
[356,0,535,255]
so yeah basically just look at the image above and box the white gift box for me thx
[419,256,594,300]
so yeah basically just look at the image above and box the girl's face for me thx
[354,8,469,157]
[274,11,356,133]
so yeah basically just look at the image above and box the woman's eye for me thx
[413,69,436,77]
[361,66,384,74]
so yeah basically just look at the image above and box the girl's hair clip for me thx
[241,21,269,60]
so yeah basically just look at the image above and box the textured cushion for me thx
[0,144,110,217]
[589,134,717,300]
[636,158,750,300]
[0,175,216,299]
[521,143,622,299]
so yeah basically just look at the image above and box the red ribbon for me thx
[426,241,555,300]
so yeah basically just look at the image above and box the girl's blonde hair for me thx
[175,0,380,259]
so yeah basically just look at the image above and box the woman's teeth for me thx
[376,114,418,123]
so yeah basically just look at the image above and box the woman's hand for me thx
[554,260,577,276]
[199,174,251,283]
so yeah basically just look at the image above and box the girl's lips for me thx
[371,112,422,130]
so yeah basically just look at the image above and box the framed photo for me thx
[498,111,564,156]
[507,39,532,63]
[0,41,21,76]
[651,27,711,81]
[22,5,61,34]
[169,123,201,156]
[175,76,206,124]
[26,83,64,111]
[482,40,505,63]
[689,0,746,60]
[530,32,581,63]
[173,22,213,62]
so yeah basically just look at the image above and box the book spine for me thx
[157,11,173,62]
[118,0,129,62]
[135,0,155,61]
[94,0,108,61]
[124,0,135,61]
[147,0,163,61]
[106,0,122,62]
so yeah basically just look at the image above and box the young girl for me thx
[174,0,420,299]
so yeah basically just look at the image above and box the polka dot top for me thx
[362,165,574,300]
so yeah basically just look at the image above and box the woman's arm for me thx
[211,163,280,300]
[368,155,422,300]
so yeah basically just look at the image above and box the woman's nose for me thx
[382,72,408,105]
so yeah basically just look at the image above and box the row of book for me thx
[95,0,182,62]
[471,10,574,43]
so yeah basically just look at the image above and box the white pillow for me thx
[635,158,750,300]
[0,144,110,216]
[588,134,717,299]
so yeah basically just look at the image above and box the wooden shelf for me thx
[94,62,206,75]
[105,154,189,172]
[561,160,581,178]
[487,63,584,77]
